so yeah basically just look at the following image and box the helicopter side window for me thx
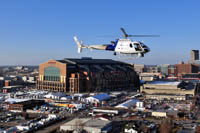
[130,43,133,48]
[134,43,141,51]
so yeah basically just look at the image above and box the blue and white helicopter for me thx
[74,28,159,58]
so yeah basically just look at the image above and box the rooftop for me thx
[5,98,31,104]
[84,119,111,128]
[57,57,129,65]
[92,94,111,101]
[61,118,111,129]
[147,81,181,86]
[116,99,138,108]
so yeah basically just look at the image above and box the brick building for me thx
[3,98,45,112]
[36,58,140,93]
[175,63,199,78]
[8,99,45,112]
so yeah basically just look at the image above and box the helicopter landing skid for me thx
[118,53,140,59]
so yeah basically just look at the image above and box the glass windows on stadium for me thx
[44,67,60,81]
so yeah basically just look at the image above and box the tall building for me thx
[36,58,140,93]
[158,64,170,76]
[168,65,177,78]
[191,50,199,62]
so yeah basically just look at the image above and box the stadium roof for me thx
[57,57,129,65]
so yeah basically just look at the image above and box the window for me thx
[44,67,60,81]
[130,43,133,48]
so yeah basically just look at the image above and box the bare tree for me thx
[159,118,173,133]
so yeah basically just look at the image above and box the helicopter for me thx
[74,28,159,58]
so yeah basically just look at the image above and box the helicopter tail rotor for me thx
[74,36,84,53]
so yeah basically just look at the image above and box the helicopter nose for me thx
[144,47,150,53]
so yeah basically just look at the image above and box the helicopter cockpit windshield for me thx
[139,42,147,48]
[139,42,150,53]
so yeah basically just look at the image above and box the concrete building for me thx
[141,81,197,100]
[145,65,160,73]
[158,64,170,76]
[37,58,140,93]
[134,64,145,73]
[152,111,167,118]
[60,118,112,133]
[190,50,199,63]
[139,73,161,81]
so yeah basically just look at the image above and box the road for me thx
[35,117,73,133]
[35,111,89,133]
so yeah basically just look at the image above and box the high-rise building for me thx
[190,50,199,62]
[168,65,177,78]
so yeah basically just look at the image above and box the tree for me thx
[159,118,173,133]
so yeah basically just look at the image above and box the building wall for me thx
[175,63,199,78]
[37,59,68,92]
[143,83,181,90]
[152,112,167,117]
[39,59,67,80]
[4,80,10,87]
[158,64,170,76]
[191,50,199,62]
[141,87,195,96]
[9,104,23,112]
[134,64,145,73]
[8,100,45,112]
[168,65,177,78]
[145,94,186,100]
[37,59,140,93]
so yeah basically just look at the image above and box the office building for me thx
[190,50,199,63]
[175,62,199,78]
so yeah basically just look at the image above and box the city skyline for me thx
[0,0,200,65]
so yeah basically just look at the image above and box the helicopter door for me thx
[134,43,142,51]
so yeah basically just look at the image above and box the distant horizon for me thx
[0,55,197,66]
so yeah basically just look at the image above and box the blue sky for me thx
[0,0,200,65]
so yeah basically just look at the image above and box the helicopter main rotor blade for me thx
[128,35,160,37]
[120,28,128,38]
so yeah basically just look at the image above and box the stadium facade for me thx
[36,58,140,93]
